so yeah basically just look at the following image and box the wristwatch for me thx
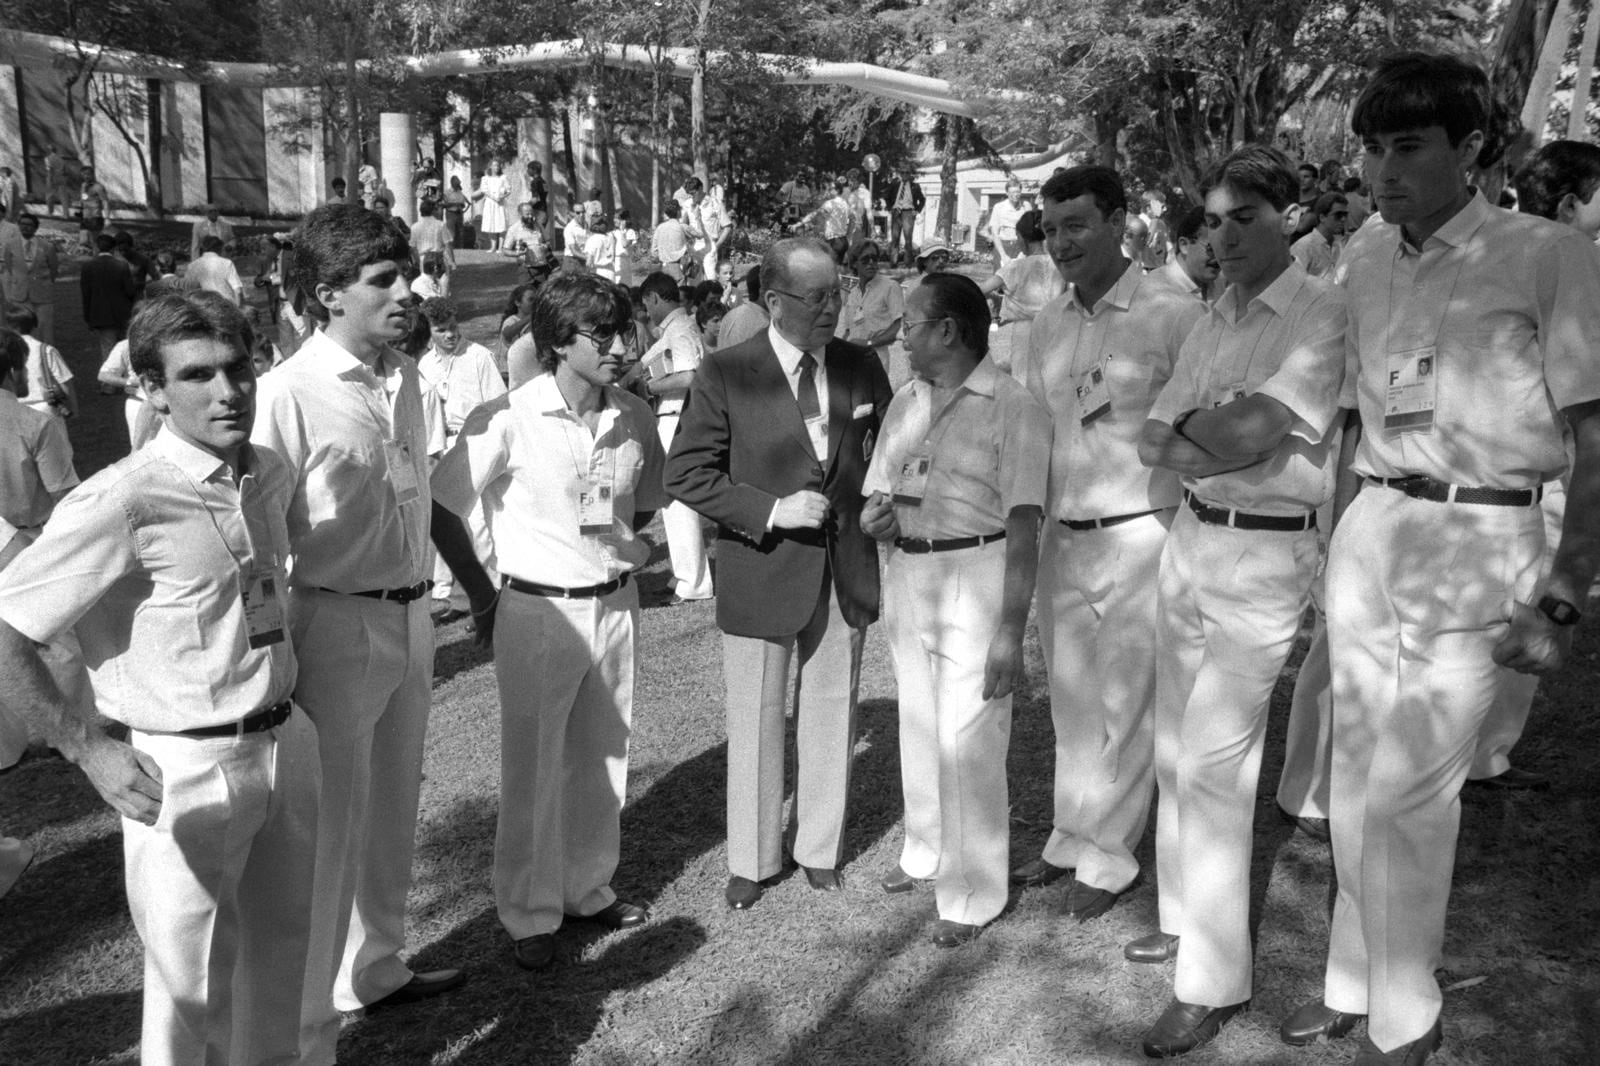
[1537,594,1582,626]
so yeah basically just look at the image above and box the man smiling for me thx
[1136,144,1347,1057]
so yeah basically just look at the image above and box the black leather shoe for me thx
[1141,997,1246,1057]
[1280,1000,1364,1045]
[1352,1019,1442,1064]
[566,899,649,929]
[881,865,924,894]
[367,968,466,1007]
[1065,878,1121,922]
[1010,857,1071,886]
[1124,932,1180,963]
[929,919,982,948]
[802,866,842,891]
[726,875,763,910]
[1465,766,1550,792]
[512,935,556,971]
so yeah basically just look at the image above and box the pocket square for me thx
[852,403,875,419]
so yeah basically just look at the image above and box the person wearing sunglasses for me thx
[429,272,669,972]
[1290,191,1351,278]
[665,236,892,911]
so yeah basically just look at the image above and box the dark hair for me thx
[1343,176,1363,194]
[395,307,431,358]
[293,203,410,323]
[332,177,347,190]
[1174,204,1208,245]
[695,299,727,330]
[1312,192,1349,219]
[1351,51,1490,148]
[0,328,27,391]
[95,233,116,253]
[692,280,724,309]
[1513,140,1600,220]
[762,236,834,299]
[5,304,38,334]
[17,211,38,227]
[1015,209,1043,244]
[847,238,882,265]
[639,271,681,304]
[419,295,457,324]
[128,292,254,389]
[683,177,704,194]
[502,282,538,321]
[917,273,990,357]
[113,230,134,249]
[1298,163,1319,179]
[1201,144,1300,212]
[155,251,177,275]
[420,252,444,276]
[744,264,762,301]
[662,199,682,220]
[199,235,224,255]
[1039,165,1126,220]
[418,199,437,217]
[530,273,632,374]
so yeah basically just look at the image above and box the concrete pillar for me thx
[0,67,21,177]
[380,111,415,222]
[170,82,207,210]
[264,86,323,215]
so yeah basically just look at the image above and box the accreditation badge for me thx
[1076,362,1111,426]
[241,568,286,649]
[384,439,420,504]
[1384,346,1437,432]
[577,480,616,537]
[1212,381,1248,408]
[893,450,932,506]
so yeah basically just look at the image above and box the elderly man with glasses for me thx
[666,236,893,911]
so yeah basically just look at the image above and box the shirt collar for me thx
[1214,259,1308,320]
[306,328,400,383]
[148,425,254,483]
[1069,258,1142,315]
[767,323,816,374]
[528,369,612,418]
[1399,188,1490,254]
[1161,260,1201,298]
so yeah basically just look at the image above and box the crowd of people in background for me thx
[3,46,1599,1066]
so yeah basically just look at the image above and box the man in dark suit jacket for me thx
[666,236,892,910]
[882,167,927,268]
[79,233,137,361]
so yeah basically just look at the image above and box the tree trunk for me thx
[560,107,580,219]
[937,116,961,241]
[691,0,714,184]
[592,89,616,218]
[650,52,663,224]
[1091,107,1122,168]
[342,19,361,195]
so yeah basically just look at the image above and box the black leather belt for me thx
[894,531,1007,554]
[1371,475,1541,507]
[177,700,292,739]
[503,572,630,599]
[318,580,434,604]
[1061,507,1167,531]
[1184,491,1315,532]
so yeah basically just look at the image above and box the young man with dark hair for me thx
[80,231,137,361]
[429,272,666,971]
[1512,139,1600,234]
[1160,205,1219,302]
[251,203,481,1065]
[1290,192,1350,277]
[1136,143,1347,1057]
[639,270,713,603]
[0,293,320,1064]
[1283,52,1600,1066]
[1011,165,1205,929]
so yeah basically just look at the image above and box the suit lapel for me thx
[747,338,817,462]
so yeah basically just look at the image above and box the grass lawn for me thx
[3,247,1599,1064]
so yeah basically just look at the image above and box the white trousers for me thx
[290,590,434,1066]
[1036,512,1168,892]
[492,582,636,938]
[885,540,1012,926]
[1323,487,1542,1051]
[723,578,864,880]
[1276,614,1334,820]
[656,414,714,600]
[124,708,321,1066]
[1154,508,1318,1007]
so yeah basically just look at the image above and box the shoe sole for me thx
[1281,1014,1362,1046]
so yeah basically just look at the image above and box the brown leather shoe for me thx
[1352,1019,1442,1064]
[1009,856,1071,886]
[1124,932,1180,963]
[1141,997,1246,1057]
[1280,1000,1364,1045]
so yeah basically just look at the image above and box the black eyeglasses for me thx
[769,286,845,310]
[574,329,620,353]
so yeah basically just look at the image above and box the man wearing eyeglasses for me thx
[1290,193,1350,278]
[666,236,892,910]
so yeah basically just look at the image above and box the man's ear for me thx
[1557,191,1580,226]
[1281,204,1304,237]
[314,282,340,316]
[141,374,171,415]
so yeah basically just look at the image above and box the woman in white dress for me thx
[474,160,510,252]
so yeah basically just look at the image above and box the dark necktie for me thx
[797,352,820,421]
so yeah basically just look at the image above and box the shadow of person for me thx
[0,989,142,1063]
[836,697,910,871]
[338,914,708,1065]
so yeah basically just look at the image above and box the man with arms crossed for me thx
[666,237,891,909]
[1012,166,1204,925]
[252,204,471,1065]
[0,293,321,1064]
[1282,53,1600,1066]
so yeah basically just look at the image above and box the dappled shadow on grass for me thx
[839,697,910,871]
[340,910,708,1065]
[431,628,494,686]
[0,989,141,1065]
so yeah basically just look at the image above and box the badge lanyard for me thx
[356,354,423,505]
[196,468,287,650]
[892,383,964,506]
[559,398,620,538]
[1380,239,1467,434]
[1205,303,1274,410]
[1069,299,1121,426]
